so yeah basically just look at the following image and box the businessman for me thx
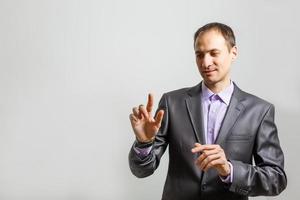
[128,22,287,200]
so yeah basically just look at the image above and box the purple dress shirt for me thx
[201,82,234,144]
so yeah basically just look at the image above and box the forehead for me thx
[194,30,227,52]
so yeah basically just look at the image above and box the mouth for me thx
[203,69,217,75]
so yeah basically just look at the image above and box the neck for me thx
[204,79,231,93]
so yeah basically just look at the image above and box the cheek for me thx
[213,59,222,69]
[215,57,230,69]
[196,58,201,66]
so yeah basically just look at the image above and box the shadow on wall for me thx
[273,108,299,200]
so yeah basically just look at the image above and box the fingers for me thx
[130,93,158,122]
[146,93,154,113]
[154,110,164,127]
[132,107,140,118]
[192,143,201,152]
[192,144,228,172]
[129,113,138,121]
[129,114,138,126]
[131,105,150,120]
[191,143,205,153]
[198,148,220,162]
[202,158,225,172]
[139,104,149,119]
[191,143,217,153]
[196,152,222,171]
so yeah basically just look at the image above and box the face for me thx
[194,30,237,88]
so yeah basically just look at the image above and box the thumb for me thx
[194,143,201,147]
[154,110,164,127]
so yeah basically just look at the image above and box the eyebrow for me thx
[195,48,220,54]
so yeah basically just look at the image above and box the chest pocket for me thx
[226,134,252,142]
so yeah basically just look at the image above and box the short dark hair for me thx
[194,22,236,50]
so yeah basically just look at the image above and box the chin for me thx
[203,77,219,85]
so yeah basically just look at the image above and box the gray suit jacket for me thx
[129,82,287,200]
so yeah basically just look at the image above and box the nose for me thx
[202,54,213,69]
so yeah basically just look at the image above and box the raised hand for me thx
[129,93,164,143]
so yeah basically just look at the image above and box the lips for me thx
[203,69,217,74]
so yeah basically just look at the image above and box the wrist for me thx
[135,137,154,148]
[136,136,155,144]
[220,163,231,177]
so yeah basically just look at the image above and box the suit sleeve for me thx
[128,94,169,178]
[229,104,287,196]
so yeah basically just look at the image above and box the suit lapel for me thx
[185,83,205,144]
[215,85,245,145]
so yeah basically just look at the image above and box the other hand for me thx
[191,143,230,177]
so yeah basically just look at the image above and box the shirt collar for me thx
[201,81,234,105]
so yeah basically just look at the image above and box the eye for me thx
[196,53,204,59]
[210,51,219,57]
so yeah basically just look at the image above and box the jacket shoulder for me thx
[164,87,191,97]
[236,87,274,110]
[163,83,201,99]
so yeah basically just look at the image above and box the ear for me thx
[231,46,238,60]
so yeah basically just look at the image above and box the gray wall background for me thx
[0,0,299,199]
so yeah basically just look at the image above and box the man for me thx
[128,22,287,200]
